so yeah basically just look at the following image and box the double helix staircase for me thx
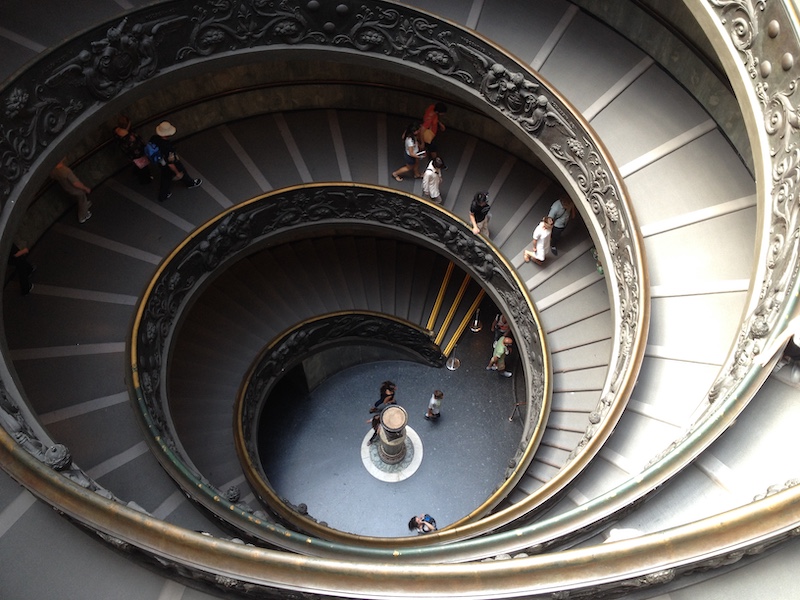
[1,1,799,598]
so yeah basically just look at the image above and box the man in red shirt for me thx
[420,102,447,158]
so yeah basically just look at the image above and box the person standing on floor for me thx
[421,156,445,204]
[392,123,424,181]
[524,216,554,265]
[150,121,202,202]
[548,196,576,256]
[50,159,92,224]
[469,191,491,237]
[370,380,397,413]
[491,313,511,345]
[486,335,513,378]
[420,102,447,159]
[408,514,437,534]
[425,389,444,420]
[367,414,382,446]
[113,115,153,184]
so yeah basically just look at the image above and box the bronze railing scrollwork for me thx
[1,0,645,539]
[131,183,548,548]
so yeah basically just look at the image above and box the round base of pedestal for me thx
[360,426,423,482]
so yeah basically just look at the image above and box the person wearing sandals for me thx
[392,123,424,181]
[524,216,554,265]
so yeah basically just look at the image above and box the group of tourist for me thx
[364,380,441,534]
[367,381,444,446]
[113,116,202,202]
[392,103,448,205]
[50,116,203,228]
[389,102,578,267]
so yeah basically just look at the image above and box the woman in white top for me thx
[425,389,444,420]
[422,157,445,203]
[524,216,555,265]
[392,123,424,181]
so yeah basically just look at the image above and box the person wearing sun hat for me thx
[149,121,202,202]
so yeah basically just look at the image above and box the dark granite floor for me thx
[258,305,524,538]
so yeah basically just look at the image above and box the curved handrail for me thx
[233,311,481,536]
[0,0,645,533]
[131,183,549,549]
[3,421,800,598]
[0,0,796,596]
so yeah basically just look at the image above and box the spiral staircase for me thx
[1,1,800,598]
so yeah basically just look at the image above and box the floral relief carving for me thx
[177,0,323,58]
[0,85,82,198]
[134,186,546,508]
[702,0,800,414]
[335,8,468,79]
[710,0,766,78]
[45,16,187,100]
[457,43,575,137]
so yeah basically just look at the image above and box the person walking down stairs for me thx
[149,121,202,202]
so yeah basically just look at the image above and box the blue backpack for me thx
[144,141,164,165]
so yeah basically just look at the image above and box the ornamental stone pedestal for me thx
[378,405,408,465]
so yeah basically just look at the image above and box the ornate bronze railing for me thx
[234,311,446,534]
[16,0,800,596]
[131,183,548,547]
[0,4,646,481]
[0,0,647,540]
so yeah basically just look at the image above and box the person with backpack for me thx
[149,121,202,202]
[408,514,437,534]
[547,196,576,256]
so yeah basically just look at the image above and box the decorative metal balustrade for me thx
[0,0,648,539]
[132,183,548,545]
[1,0,799,598]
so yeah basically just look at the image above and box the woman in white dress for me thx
[524,216,554,265]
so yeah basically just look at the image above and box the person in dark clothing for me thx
[150,121,202,202]
[370,380,397,413]
[9,244,34,296]
[470,191,491,237]
[408,514,437,534]
[113,115,153,184]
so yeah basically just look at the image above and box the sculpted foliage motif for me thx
[134,186,545,514]
[46,17,186,100]
[457,43,575,137]
[703,0,800,409]
[0,85,82,198]
[710,0,766,79]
